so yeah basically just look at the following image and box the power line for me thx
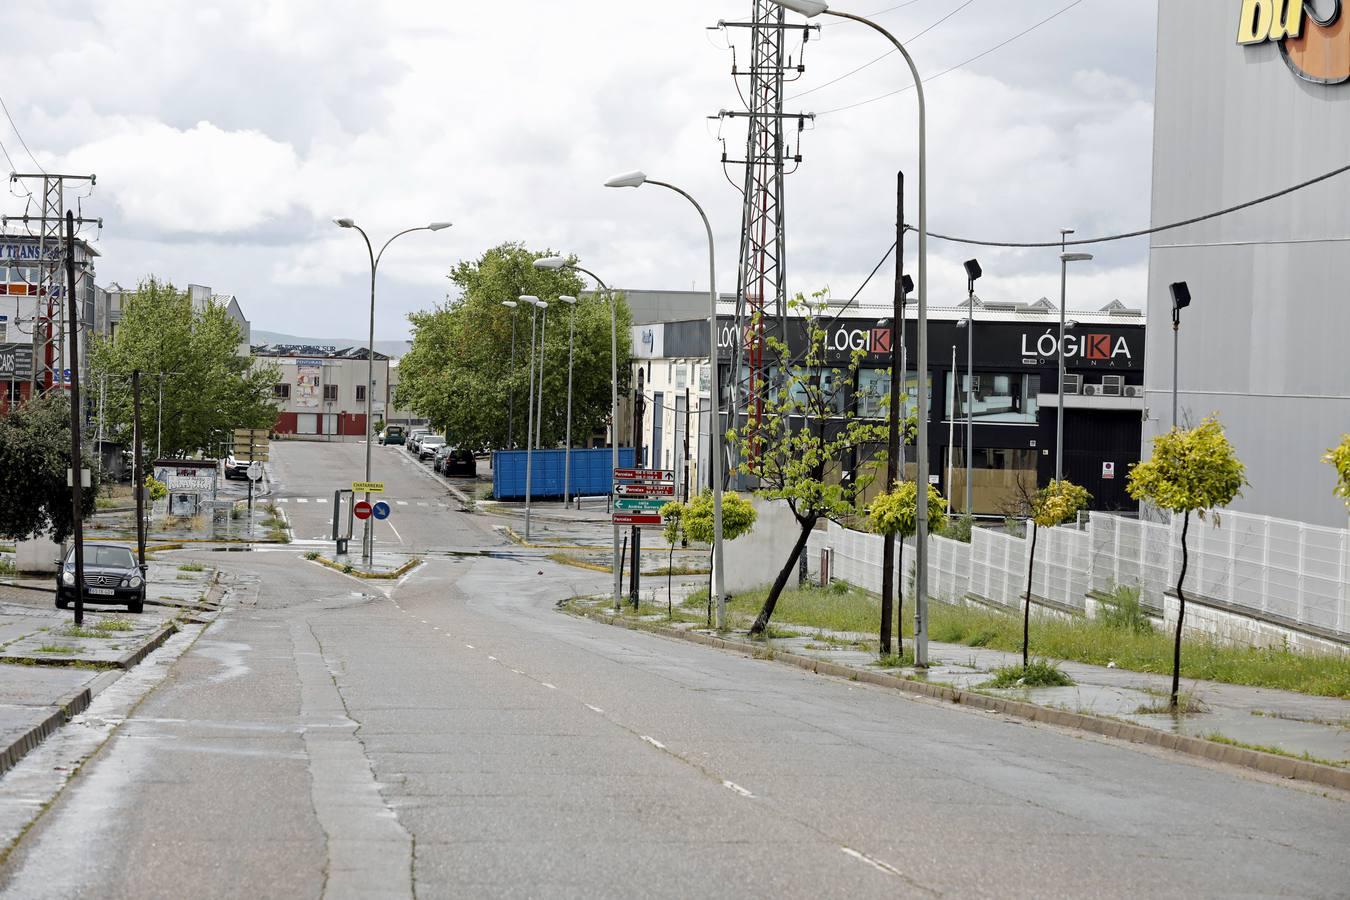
[817,0,1086,116]
[905,161,1350,248]
[789,0,976,101]
[0,93,46,174]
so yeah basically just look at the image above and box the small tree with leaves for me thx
[663,491,756,625]
[730,292,887,637]
[1018,479,1091,667]
[1325,434,1350,511]
[868,481,947,656]
[0,395,99,542]
[1128,417,1245,709]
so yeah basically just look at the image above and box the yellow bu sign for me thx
[1238,0,1306,44]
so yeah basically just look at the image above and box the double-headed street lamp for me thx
[604,170,729,628]
[333,217,452,564]
[501,300,519,448]
[534,257,623,609]
[1057,248,1094,483]
[769,0,933,664]
[519,295,547,541]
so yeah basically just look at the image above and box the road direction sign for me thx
[614,468,675,482]
[247,462,263,481]
[372,501,391,520]
[352,481,385,493]
[612,513,663,526]
[353,500,373,520]
[615,482,675,497]
[614,497,667,512]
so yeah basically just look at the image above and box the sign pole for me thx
[64,211,85,627]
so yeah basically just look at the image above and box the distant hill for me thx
[251,330,411,359]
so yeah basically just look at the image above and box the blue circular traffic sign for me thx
[372,501,391,520]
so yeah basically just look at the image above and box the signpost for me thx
[611,467,677,609]
[233,428,270,538]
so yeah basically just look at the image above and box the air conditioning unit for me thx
[1061,374,1082,395]
[1082,383,1100,397]
[1123,384,1143,399]
[1101,375,1124,397]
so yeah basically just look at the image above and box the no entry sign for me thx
[354,500,373,520]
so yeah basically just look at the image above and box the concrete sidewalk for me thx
[0,559,219,775]
[569,590,1350,776]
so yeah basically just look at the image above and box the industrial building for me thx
[252,344,390,439]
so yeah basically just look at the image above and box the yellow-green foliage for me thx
[1127,417,1246,516]
[1031,479,1092,529]
[665,490,756,546]
[868,481,948,538]
[144,475,168,502]
[1325,434,1350,509]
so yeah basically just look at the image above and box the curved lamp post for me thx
[559,295,578,504]
[604,170,728,629]
[520,295,545,540]
[1057,252,1094,483]
[535,256,623,610]
[768,0,932,663]
[333,217,451,564]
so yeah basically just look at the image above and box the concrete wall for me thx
[1145,0,1350,527]
[723,496,822,594]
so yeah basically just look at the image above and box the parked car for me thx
[223,455,250,480]
[407,428,432,453]
[432,444,453,473]
[439,447,477,477]
[56,544,145,614]
[418,436,446,461]
[378,425,406,446]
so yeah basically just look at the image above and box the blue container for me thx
[492,447,636,500]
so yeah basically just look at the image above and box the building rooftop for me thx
[251,344,391,360]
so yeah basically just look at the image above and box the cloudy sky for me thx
[2,0,1158,343]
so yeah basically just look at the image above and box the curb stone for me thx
[571,608,1350,794]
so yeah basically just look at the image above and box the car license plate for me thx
[88,587,115,597]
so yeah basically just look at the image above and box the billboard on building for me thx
[295,358,322,409]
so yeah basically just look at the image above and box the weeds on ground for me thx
[1097,584,1153,634]
[59,626,106,639]
[36,644,76,655]
[267,526,290,544]
[94,618,134,632]
[984,659,1075,689]
[872,651,916,669]
[648,564,712,577]
[1202,732,1347,768]
[1134,687,1209,715]
[304,551,320,561]
[177,563,204,573]
[0,557,15,577]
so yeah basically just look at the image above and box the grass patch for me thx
[304,551,321,560]
[59,626,107,639]
[0,557,15,577]
[872,650,916,668]
[547,552,612,574]
[1202,732,1347,768]
[984,659,1075,689]
[177,562,205,572]
[1134,689,1209,715]
[35,644,76,655]
[93,618,134,632]
[648,564,712,577]
[695,581,882,636]
[267,526,290,544]
[1096,584,1153,634]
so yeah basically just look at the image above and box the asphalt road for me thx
[0,441,1345,899]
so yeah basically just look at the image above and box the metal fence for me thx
[813,508,1349,640]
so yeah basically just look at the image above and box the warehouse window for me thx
[947,373,1039,424]
[355,385,367,402]
[323,384,338,401]
[273,383,290,400]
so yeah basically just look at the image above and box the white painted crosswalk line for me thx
[317,498,328,504]
[296,498,309,503]
[276,498,288,503]
[396,501,408,506]
[417,502,428,507]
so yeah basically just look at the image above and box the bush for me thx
[945,515,974,543]
[1098,584,1153,634]
[303,551,320,560]
[985,659,1075,688]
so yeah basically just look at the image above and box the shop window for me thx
[858,369,933,419]
[273,383,290,400]
[675,363,687,390]
[323,384,339,401]
[947,372,1039,424]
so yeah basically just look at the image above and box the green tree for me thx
[90,278,278,465]
[731,293,887,637]
[1127,418,1246,708]
[1325,434,1350,510]
[663,491,757,625]
[868,480,948,656]
[396,244,632,450]
[0,395,99,542]
[1019,479,1091,667]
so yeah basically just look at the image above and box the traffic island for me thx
[562,596,1350,793]
[304,552,422,580]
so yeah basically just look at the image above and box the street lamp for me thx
[501,300,518,449]
[1169,281,1191,429]
[605,170,730,629]
[770,0,933,664]
[333,217,452,564]
[559,295,578,504]
[535,256,624,609]
[520,295,545,541]
[1057,250,1094,483]
[962,259,981,518]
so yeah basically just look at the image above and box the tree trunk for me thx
[880,533,895,655]
[1022,520,1038,669]
[668,544,675,620]
[750,515,818,637]
[1171,510,1191,710]
[897,535,906,658]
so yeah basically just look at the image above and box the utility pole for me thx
[133,370,145,569]
[716,6,815,482]
[64,212,86,626]
[3,173,99,393]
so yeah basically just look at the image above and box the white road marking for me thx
[487,655,497,661]
[510,669,523,675]
[296,498,308,503]
[465,644,475,649]
[584,704,604,714]
[541,683,557,690]
[840,847,906,879]
[317,498,328,504]
[276,498,288,503]
[396,500,408,506]
[417,502,428,507]
[420,620,428,624]
[722,780,754,798]
[640,735,666,750]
